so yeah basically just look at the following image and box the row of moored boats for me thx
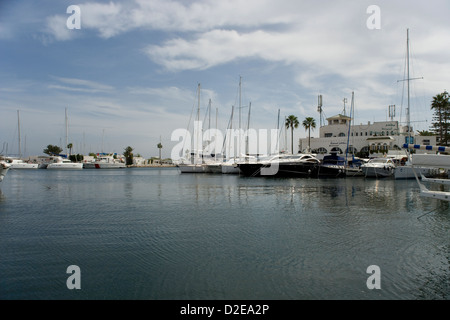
[177,147,448,180]
[0,155,126,179]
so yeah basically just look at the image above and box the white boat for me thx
[6,158,39,169]
[83,155,126,169]
[394,161,442,179]
[360,158,396,178]
[0,160,10,182]
[47,157,83,170]
[405,144,450,202]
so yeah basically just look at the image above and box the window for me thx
[325,133,332,138]
[338,132,345,137]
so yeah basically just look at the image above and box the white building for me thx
[299,114,435,157]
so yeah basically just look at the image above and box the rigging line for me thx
[417,207,440,220]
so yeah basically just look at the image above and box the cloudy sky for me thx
[1,0,449,159]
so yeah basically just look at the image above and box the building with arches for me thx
[298,113,435,158]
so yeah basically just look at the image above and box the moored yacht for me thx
[360,158,396,178]
[83,155,126,169]
[237,153,320,177]
[47,156,83,170]
[6,158,39,169]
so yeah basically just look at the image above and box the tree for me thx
[67,143,73,156]
[157,142,163,165]
[430,91,450,146]
[302,117,316,153]
[43,144,62,155]
[417,130,434,136]
[285,115,299,154]
[123,146,134,166]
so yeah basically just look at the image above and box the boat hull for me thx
[177,164,207,173]
[221,164,240,174]
[47,163,84,170]
[83,163,126,169]
[238,162,319,177]
[361,166,394,178]
[394,165,442,179]
[318,165,346,178]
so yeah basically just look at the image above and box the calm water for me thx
[0,167,448,300]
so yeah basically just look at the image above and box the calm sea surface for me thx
[0,167,448,300]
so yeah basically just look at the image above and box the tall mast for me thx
[345,91,354,167]
[406,28,411,143]
[65,107,68,156]
[17,110,21,158]
[196,83,200,163]
[238,76,242,160]
[246,102,251,156]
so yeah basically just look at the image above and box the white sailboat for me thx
[7,110,39,169]
[177,83,208,173]
[222,77,247,174]
[47,108,83,169]
[393,29,438,179]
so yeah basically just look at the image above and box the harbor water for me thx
[0,167,448,300]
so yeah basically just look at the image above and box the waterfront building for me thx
[298,113,436,158]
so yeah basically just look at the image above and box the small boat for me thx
[47,156,83,170]
[0,160,10,182]
[360,158,396,178]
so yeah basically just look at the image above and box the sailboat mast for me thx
[246,102,251,156]
[17,110,21,158]
[345,92,354,167]
[65,107,69,157]
[196,83,200,163]
[406,28,411,143]
[238,76,242,160]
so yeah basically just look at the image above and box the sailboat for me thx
[177,83,208,173]
[6,110,39,169]
[47,108,83,170]
[222,76,247,174]
[344,92,365,177]
[393,29,438,179]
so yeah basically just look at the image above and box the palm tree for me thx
[67,143,73,156]
[302,117,316,153]
[285,115,299,154]
[430,91,450,145]
[157,142,163,165]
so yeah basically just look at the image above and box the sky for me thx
[1,0,449,159]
